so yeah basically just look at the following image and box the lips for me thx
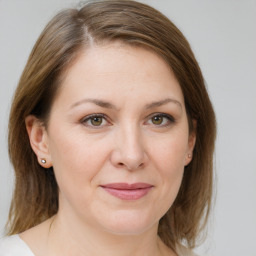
[100,183,153,200]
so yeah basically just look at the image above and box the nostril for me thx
[110,149,149,171]
[117,161,143,170]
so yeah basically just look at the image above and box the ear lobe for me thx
[25,115,52,168]
[185,119,197,166]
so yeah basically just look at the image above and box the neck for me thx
[47,211,173,256]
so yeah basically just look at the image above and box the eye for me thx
[146,113,175,127]
[81,114,109,128]
[151,115,164,125]
[90,116,104,126]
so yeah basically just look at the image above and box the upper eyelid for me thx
[81,113,108,121]
[145,112,175,120]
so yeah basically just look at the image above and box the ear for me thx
[25,115,52,168]
[184,119,197,166]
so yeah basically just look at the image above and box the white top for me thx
[0,235,197,256]
[0,235,34,256]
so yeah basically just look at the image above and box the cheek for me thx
[157,142,185,192]
[148,132,188,207]
[47,129,111,199]
[150,131,189,173]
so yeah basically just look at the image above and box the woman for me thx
[0,0,216,255]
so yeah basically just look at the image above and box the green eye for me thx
[90,116,103,126]
[151,115,163,125]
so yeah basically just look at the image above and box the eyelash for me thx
[80,113,175,128]
[145,113,175,127]
[81,114,110,128]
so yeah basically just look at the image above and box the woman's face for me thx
[34,43,195,235]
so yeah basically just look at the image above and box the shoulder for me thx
[0,235,34,256]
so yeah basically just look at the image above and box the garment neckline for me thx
[10,234,196,256]
[16,234,35,255]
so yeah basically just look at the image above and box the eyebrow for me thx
[70,98,182,110]
[145,98,182,109]
[70,98,117,110]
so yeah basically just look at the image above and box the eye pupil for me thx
[91,117,102,126]
[152,116,163,125]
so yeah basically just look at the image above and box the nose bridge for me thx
[121,123,143,157]
[112,121,148,170]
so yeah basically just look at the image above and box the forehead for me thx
[54,42,184,107]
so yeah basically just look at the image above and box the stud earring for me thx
[188,154,192,158]
[41,158,46,164]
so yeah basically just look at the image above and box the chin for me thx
[98,210,159,236]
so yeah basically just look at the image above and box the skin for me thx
[23,42,196,256]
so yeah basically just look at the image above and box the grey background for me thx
[0,0,256,255]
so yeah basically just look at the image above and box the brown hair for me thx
[7,0,216,251]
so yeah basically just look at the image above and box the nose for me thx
[110,125,149,171]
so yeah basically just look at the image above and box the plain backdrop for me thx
[0,0,255,255]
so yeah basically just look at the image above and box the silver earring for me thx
[188,154,192,158]
[41,158,46,164]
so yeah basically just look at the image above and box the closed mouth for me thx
[100,183,153,200]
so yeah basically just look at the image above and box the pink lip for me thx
[100,183,153,200]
